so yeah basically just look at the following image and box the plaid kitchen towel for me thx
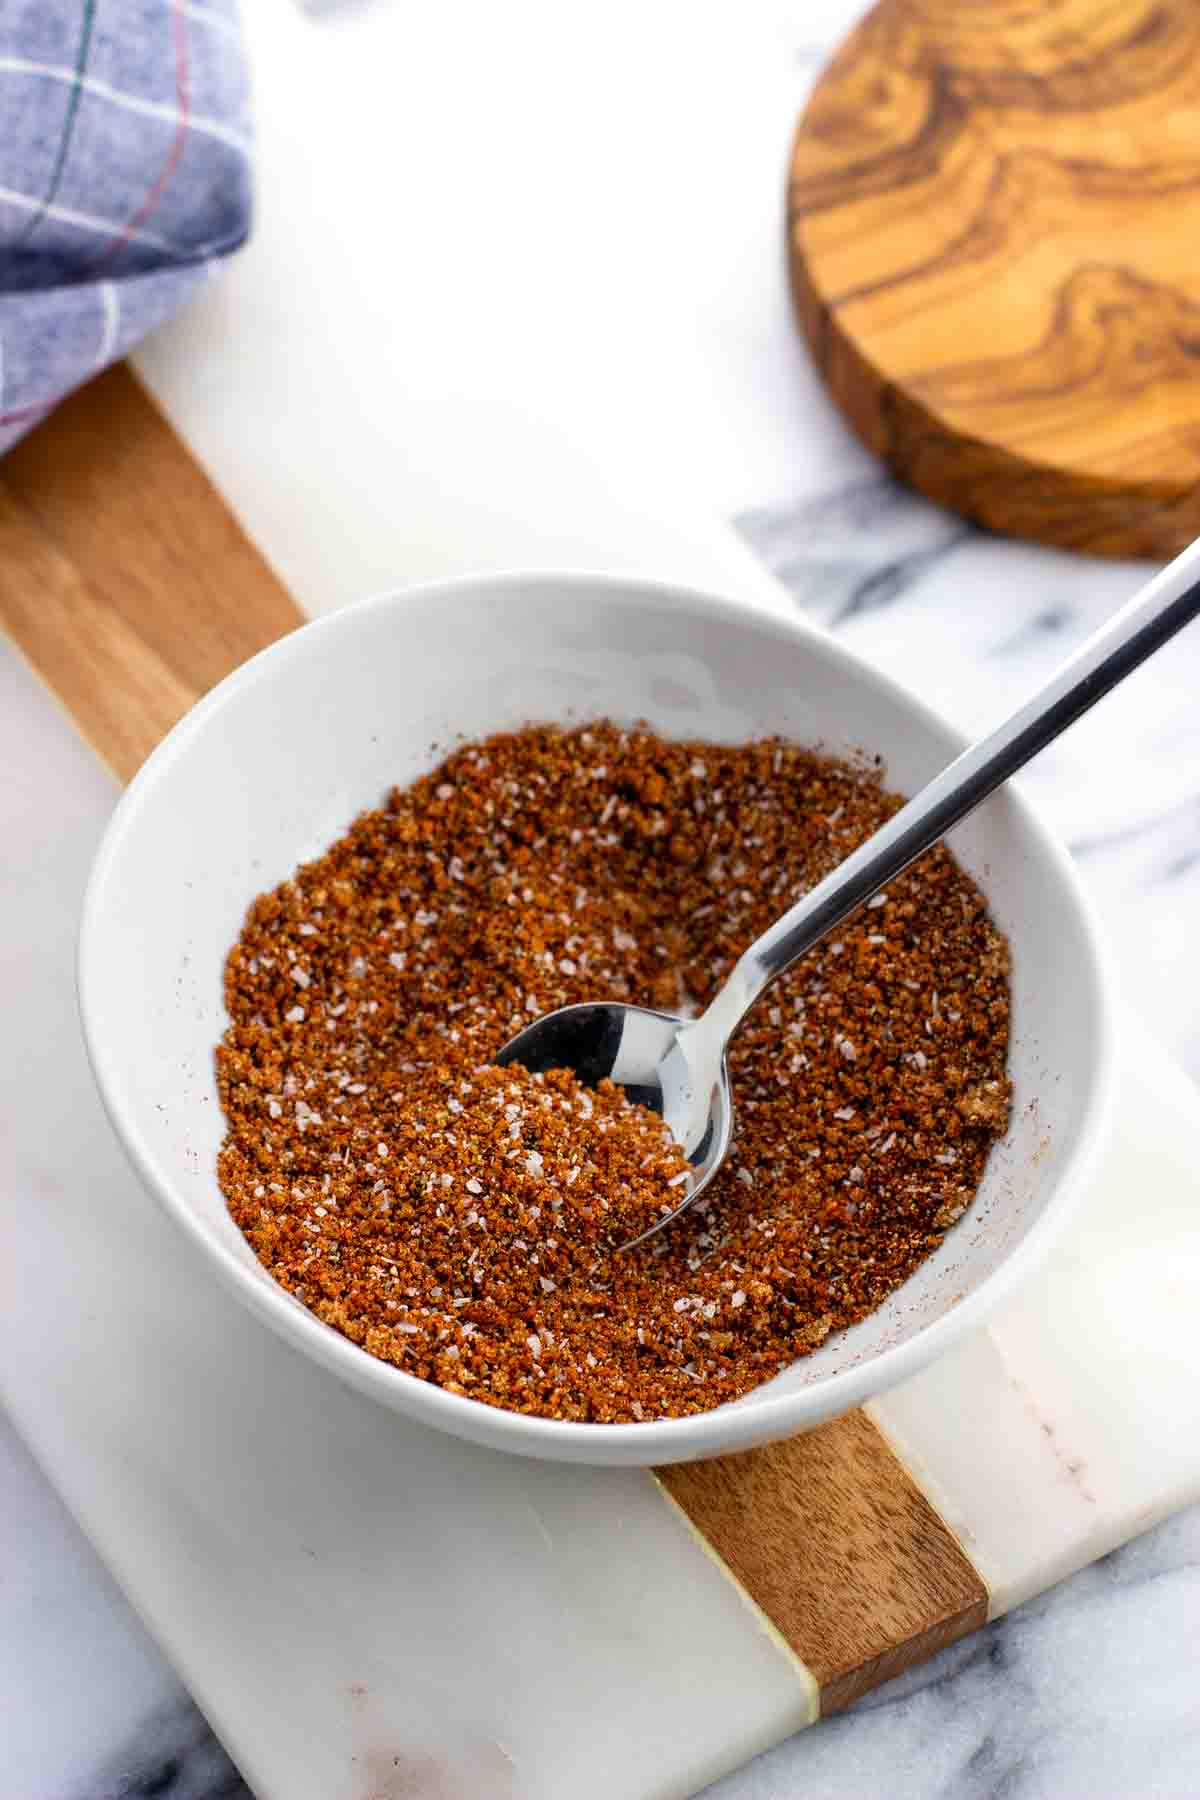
[0,0,251,453]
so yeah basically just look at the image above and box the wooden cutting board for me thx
[0,364,988,1720]
[788,0,1200,559]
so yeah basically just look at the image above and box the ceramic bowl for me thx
[79,573,1113,1465]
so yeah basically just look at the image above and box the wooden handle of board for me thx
[0,364,303,782]
[0,364,989,1717]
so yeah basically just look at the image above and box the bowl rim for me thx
[78,568,1116,1465]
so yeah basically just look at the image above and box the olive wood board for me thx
[789,0,1200,559]
[1,366,1198,1797]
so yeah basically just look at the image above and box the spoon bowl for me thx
[496,1001,732,1245]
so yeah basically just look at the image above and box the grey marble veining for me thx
[66,1702,249,1800]
[737,480,973,628]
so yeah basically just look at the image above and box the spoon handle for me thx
[722,535,1200,1027]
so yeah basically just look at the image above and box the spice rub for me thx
[216,722,1012,1423]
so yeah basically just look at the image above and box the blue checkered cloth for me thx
[0,0,251,452]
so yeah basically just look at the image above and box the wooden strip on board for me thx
[0,364,303,779]
[0,482,196,785]
[658,1409,988,1714]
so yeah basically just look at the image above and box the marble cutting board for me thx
[1,368,1199,1798]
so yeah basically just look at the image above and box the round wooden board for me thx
[788,0,1200,558]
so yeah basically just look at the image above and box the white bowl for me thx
[79,573,1113,1465]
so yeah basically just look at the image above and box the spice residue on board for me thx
[215,722,1012,1423]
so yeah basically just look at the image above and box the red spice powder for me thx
[215,722,1011,1423]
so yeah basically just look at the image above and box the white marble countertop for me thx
[3,2,1199,1795]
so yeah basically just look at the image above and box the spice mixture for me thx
[216,723,1011,1424]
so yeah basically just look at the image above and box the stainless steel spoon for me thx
[498,537,1200,1247]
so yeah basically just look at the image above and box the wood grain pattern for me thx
[0,365,303,780]
[0,362,993,1718]
[789,0,1200,558]
[658,1410,987,1714]
[0,484,197,784]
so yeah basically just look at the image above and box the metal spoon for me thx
[497,538,1200,1247]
